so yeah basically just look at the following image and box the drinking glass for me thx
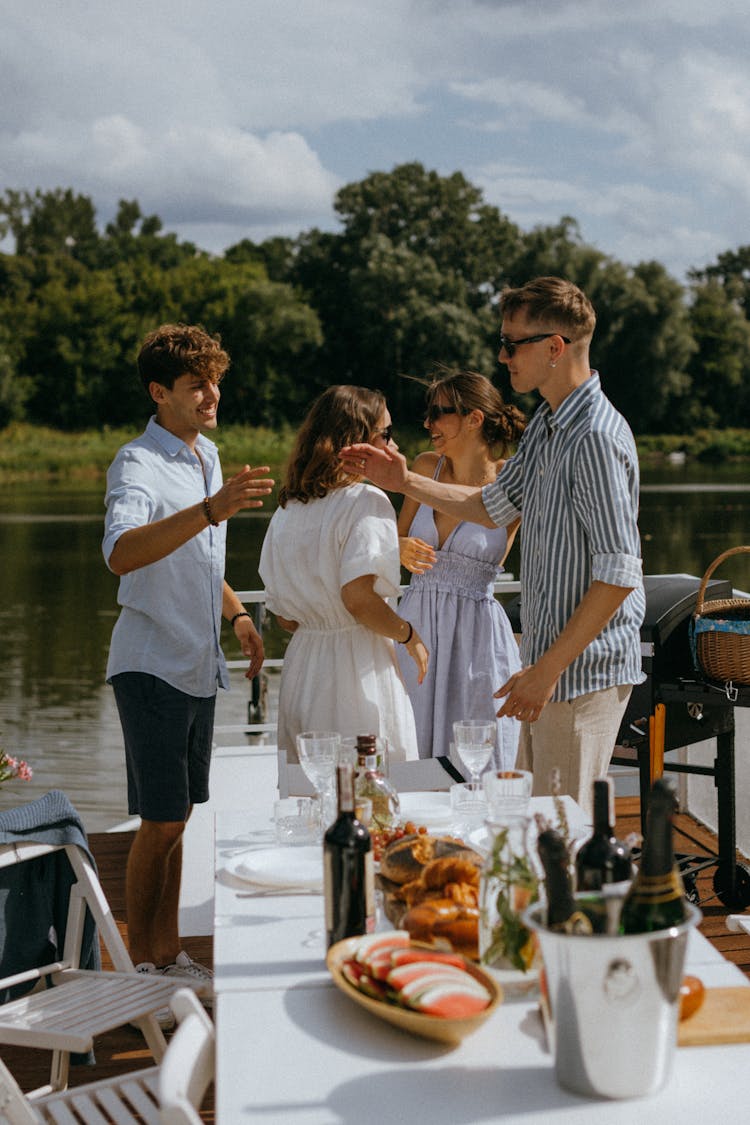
[483,769,533,818]
[295,731,341,830]
[453,719,495,789]
[273,797,320,845]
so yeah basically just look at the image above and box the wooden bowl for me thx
[326,937,502,1045]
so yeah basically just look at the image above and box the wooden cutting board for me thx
[678,987,750,1046]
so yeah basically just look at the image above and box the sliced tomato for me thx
[358,973,390,1001]
[396,971,490,1004]
[341,959,365,987]
[387,961,473,990]
[389,948,467,970]
[353,931,410,965]
[408,981,490,1018]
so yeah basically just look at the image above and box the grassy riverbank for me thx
[2,422,750,485]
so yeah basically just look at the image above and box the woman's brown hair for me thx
[279,385,386,506]
[424,368,526,456]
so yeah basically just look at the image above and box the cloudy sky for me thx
[2,0,748,281]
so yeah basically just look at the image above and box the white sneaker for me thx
[159,951,214,1007]
[133,962,175,1030]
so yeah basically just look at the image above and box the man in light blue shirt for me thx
[341,278,645,816]
[103,323,273,1001]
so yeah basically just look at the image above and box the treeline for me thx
[1,162,749,436]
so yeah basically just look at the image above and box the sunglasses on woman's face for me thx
[424,405,459,424]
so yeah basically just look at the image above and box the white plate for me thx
[469,794,591,854]
[398,791,453,829]
[224,846,323,891]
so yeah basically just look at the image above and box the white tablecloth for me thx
[214,806,750,1124]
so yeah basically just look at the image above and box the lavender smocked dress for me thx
[396,458,521,770]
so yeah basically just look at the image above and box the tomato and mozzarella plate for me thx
[340,931,492,1019]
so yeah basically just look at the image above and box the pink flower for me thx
[0,749,34,787]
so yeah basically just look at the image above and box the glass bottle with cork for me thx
[353,733,400,831]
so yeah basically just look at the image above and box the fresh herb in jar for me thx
[480,824,539,972]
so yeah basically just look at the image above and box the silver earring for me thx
[549,361,557,368]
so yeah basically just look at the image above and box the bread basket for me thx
[690,546,750,685]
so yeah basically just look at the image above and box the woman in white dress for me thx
[259,385,427,763]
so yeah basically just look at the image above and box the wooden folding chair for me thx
[0,988,215,1124]
[0,839,181,1097]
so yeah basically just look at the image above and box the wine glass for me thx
[453,719,495,790]
[295,731,341,830]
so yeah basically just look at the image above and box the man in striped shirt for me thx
[340,277,645,815]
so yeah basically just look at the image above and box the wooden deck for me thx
[4,798,750,1119]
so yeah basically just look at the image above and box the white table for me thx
[214,806,750,1124]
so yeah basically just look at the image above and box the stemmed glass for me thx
[453,720,495,790]
[295,731,342,831]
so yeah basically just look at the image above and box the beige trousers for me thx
[515,684,632,820]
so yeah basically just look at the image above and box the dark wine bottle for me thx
[323,762,375,948]
[575,778,632,892]
[620,777,688,934]
[537,826,601,934]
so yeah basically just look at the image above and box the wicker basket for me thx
[691,546,750,685]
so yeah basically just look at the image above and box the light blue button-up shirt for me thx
[103,417,229,698]
[482,373,645,702]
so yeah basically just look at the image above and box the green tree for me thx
[96,199,202,270]
[0,325,29,426]
[0,188,101,265]
[685,278,750,429]
[278,163,522,416]
[334,162,522,299]
[587,261,694,433]
[690,246,750,319]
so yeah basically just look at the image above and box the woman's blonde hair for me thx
[279,384,386,506]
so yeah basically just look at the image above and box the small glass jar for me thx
[479,814,542,989]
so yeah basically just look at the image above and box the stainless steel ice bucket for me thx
[522,901,701,1099]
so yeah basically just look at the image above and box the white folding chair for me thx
[0,839,181,1097]
[0,989,215,1124]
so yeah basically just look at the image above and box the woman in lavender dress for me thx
[397,370,526,770]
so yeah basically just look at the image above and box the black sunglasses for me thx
[499,332,571,358]
[424,404,460,424]
[374,424,393,443]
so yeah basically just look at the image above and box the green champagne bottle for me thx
[620,777,688,934]
[537,826,603,934]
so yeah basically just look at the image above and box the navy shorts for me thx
[111,672,215,822]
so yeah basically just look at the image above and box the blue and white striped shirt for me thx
[482,373,645,702]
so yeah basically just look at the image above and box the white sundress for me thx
[258,483,419,763]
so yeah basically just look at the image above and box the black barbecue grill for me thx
[504,574,750,908]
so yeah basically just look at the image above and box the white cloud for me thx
[1,0,749,273]
[2,115,340,234]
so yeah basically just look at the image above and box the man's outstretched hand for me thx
[211,465,274,520]
[339,443,409,493]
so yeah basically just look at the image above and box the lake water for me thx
[1,465,749,831]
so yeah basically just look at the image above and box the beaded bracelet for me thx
[231,611,251,627]
[203,496,219,527]
[399,621,414,644]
